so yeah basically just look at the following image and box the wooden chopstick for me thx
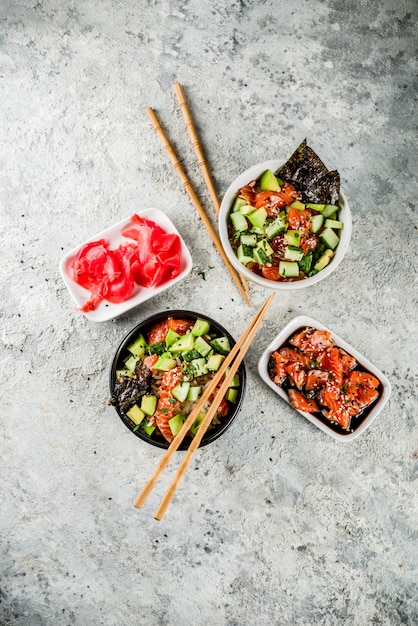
[153,293,275,520]
[146,107,251,307]
[172,82,251,299]
[133,293,275,514]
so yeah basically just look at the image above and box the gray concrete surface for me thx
[1,1,417,624]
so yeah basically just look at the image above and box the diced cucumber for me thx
[210,336,231,355]
[140,394,158,416]
[116,368,134,380]
[227,370,240,388]
[189,358,208,377]
[314,249,335,271]
[142,421,155,436]
[306,203,326,212]
[289,200,305,210]
[153,352,177,371]
[279,261,299,278]
[124,355,139,372]
[169,414,185,436]
[257,239,274,256]
[172,382,191,402]
[193,336,212,357]
[309,213,324,233]
[253,247,268,265]
[169,333,195,353]
[238,204,257,216]
[226,388,239,404]
[237,243,254,265]
[187,386,202,402]
[248,207,268,229]
[323,204,340,218]
[319,227,340,250]
[265,216,286,238]
[190,412,205,436]
[284,245,304,262]
[127,334,147,358]
[232,197,247,212]
[165,328,181,347]
[230,212,249,232]
[206,353,225,371]
[240,233,257,246]
[260,169,281,191]
[191,318,210,336]
[126,404,146,425]
[324,218,344,229]
[284,230,301,247]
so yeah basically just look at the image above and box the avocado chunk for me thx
[191,318,210,337]
[142,421,155,436]
[169,333,195,354]
[248,207,268,229]
[165,328,181,347]
[193,336,212,357]
[189,411,205,436]
[232,197,247,212]
[140,394,158,416]
[226,388,238,404]
[314,249,334,271]
[126,403,146,425]
[187,386,202,402]
[172,382,191,402]
[259,169,281,192]
[127,334,147,358]
[168,413,185,437]
[153,352,177,371]
[309,214,324,233]
[206,354,225,371]
[284,230,301,247]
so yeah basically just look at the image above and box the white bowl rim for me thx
[257,315,391,441]
[219,159,352,290]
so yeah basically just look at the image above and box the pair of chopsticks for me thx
[134,292,275,520]
[146,82,251,306]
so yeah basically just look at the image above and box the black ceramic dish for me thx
[109,310,247,450]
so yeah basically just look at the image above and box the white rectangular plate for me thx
[258,315,391,441]
[59,208,193,322]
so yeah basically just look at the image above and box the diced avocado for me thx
[319,227,340,250]
[206,353,225,371]
[232,196,247,212]
[225,368,240,388]
[230,212,249,232]
[189,412,205,436]
[169,413,185,436]
[193,336,212,357]
[323,204,340,218]
[148,341,166,355]
[238,204,257,216]
[187,386,202,402]
[140,394,158,416]
[284,245,304,262]
[191,318,210,337]
[210,336,231,355]
[309,214,324,233]
[169,333,195,353]
[306,203,326,212]
[253,247,268,265]
[240,233,257,246]
[237,243,254,265]
[314,248,335,271]
[172,381,191,402]
[165,328,181,347]
[142,421,155,436]
[289,200,305,210]
[182,348,201,362]
[116,368,134,380]
[257,239,274,256]
[265,216,286,238]
[226,388,239,404]
[189,358,208,377]
[284,230,301,247]
[259,169,281,192]
[127,334,147,358]
[126,404,146,426]
[324,218,344,229]
[124,355,139,372]
[279,261,300,278]
[248,207,268,229]
[153,352,177,371]
[299,253,313,274]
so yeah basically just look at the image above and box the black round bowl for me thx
[109,309,247,450]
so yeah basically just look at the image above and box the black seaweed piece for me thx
[109,360,152,413]
[277,139,340,205]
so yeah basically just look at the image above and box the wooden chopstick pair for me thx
[134,292,275,520]
[146,82,251,306]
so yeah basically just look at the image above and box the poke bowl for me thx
[219,140,352,291]
[109,310,247,450]
[258,315,391,441]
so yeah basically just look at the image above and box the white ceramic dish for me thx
[219,159,352,290]
[59,208,193,322]
[258,315,391,441]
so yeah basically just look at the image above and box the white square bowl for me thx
[257,315,391,441]
[59,208,193,322]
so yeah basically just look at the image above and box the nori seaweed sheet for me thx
[277,139,340,205]
[109,360,152,413]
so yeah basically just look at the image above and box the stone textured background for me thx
[1,1,417,624]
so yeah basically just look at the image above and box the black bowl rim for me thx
[109,309,247,450]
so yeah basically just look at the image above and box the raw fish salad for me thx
[268,326,382,433]
[228,140,344,282]
[109,316,242,445]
